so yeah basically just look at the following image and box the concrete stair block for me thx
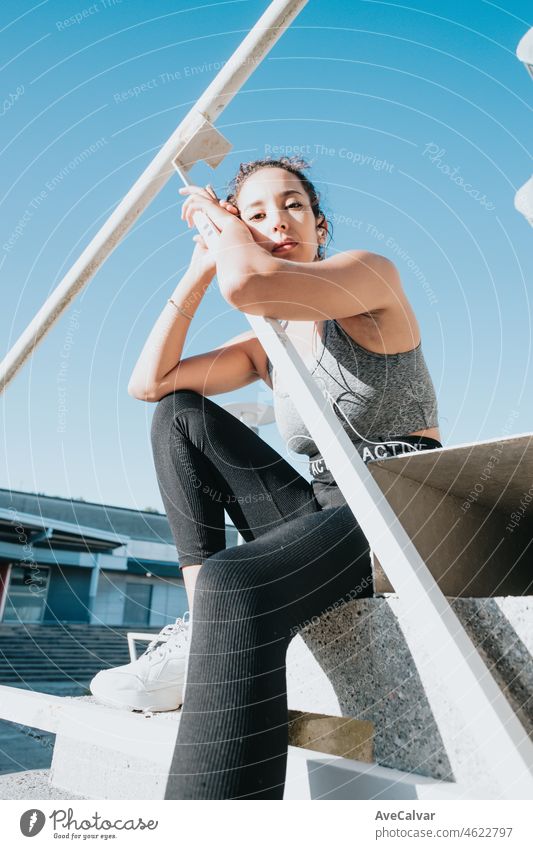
[286,593,532,798]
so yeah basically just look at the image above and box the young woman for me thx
[94,157,441,799]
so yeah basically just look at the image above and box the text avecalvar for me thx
[375,810,436,821]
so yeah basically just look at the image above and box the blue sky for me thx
[1,0,532,513]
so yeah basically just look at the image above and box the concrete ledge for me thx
[367,433,533,597]
[0,769,87,801]
[0,754,459,801]
[0,687,375,799]
[49,704,375,799]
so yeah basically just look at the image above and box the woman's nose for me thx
[270,208,287,230]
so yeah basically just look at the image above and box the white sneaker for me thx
[90,613,191,712]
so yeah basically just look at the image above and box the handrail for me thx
[0,0,309,393]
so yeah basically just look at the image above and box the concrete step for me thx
[0,624,146,684]
[0,756,464,801]
[1,592,531,798]
[0,686,460,800]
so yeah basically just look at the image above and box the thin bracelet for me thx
[168,298,193,320]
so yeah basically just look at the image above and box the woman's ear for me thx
[316,225,327,255]
[316,213,328,243]
[314,214,328,260]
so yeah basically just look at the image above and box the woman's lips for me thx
[272,241,298,253]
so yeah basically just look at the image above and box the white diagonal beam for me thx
[246,313,533,800]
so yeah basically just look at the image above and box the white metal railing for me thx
[0,0,309,393]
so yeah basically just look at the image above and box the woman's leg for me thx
[165,503,373,800]
[151,389,372,799]
[150,388,320,571]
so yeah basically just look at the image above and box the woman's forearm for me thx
[128,267,213,395]
[216,218,277,297]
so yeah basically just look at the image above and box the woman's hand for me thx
[188,232,219,280]
[179,184,241,232]
[181,184,244,280]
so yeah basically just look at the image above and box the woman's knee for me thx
[193,552,280,625]
[150,388,204,448]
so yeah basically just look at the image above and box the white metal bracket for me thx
[171,112,233,176]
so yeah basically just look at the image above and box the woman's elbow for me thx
[127,380,158,402]
[222,273,271,313]
[218,275,249,309]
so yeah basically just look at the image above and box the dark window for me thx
[3,565,50,623]
[123,582,152,626]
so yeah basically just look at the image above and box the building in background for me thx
[0,488,239,628]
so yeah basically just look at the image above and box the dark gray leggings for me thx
[149,389,380,798]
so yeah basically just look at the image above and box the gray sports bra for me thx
[266,319,439,475]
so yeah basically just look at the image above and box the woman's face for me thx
[235,167,323,263]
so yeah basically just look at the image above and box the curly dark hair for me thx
[225,156,332,261]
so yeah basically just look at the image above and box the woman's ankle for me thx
[182,563,202,610]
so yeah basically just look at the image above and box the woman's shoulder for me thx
[334,292,422,355]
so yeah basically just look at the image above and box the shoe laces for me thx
[142,611,190,661]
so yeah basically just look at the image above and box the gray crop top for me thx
[266,319,439,464]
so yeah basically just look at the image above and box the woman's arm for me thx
[217,222,401,320]
[178,184,399,321]
[127,258,213,400]
[214,217,271,296]
[129,186,244,400]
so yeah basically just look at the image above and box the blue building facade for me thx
[0,488,239,627]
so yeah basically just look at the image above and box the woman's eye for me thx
[250,202,302,220]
